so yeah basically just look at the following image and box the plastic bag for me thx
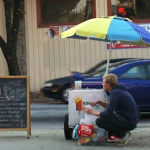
[73,124,79,139]
[78,124,94,137]
[80,105,101,125]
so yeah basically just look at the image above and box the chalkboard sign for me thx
[0,76,31,138]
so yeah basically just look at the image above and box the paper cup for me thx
[75,81,82,90]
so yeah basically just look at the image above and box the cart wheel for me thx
[64,114,73,140]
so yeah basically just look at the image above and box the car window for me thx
[119,65,147,79]
[85,59,140,75]
[147,64,150,74]
[92,67,115,77]
[93,63,114,73]
[91,60,139,77]
[146,64,150,79]
[92,62,128,77]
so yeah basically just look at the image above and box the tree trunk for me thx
[0,38,21,75]
[6,50,21,75]
[0,0,22,75]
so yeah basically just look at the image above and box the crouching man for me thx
[84,74,140,144]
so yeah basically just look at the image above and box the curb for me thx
[30,100,66,104]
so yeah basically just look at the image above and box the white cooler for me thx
[68,89,105,128]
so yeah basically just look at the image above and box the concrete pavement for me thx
[31,104,68,129]
[0,128,150,150]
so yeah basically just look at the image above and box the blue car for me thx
[73,59,150,112]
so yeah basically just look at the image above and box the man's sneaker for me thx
[108,135,120,143]
[116,132,132,146]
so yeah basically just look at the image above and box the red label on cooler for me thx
[78,125,93,137]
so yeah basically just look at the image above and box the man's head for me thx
[102,74,118,92]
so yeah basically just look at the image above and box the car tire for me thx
[61,86,72,103]
[64,114,73,140]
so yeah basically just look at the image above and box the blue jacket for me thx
[100,85,140,124]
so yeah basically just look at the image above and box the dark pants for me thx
[96,114,137,138]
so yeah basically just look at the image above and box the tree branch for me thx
[3,0,12,45]
[12,0,21,52]
[0,36,8,58]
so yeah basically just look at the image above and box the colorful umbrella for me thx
[61,16,150,74]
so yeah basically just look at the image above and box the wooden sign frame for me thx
[0,76,31,139]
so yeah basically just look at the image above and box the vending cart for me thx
[64,89,106,140]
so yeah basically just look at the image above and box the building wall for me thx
[0,0,9,76]
[24,0,150,92]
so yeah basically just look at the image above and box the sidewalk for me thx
[0,127,150,150]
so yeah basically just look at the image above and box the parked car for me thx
[73,59,150,112]
[41,58,142,103]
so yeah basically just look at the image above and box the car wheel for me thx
[61,86,72,103]
[64,114,73,140]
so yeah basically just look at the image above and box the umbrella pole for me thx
[105,41,112,74]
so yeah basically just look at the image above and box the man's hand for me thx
[91,101,98,107]
[84,107,100,116]
[91,100,108,108]
[84,107,94,114]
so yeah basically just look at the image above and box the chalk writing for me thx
[0,78,27,128]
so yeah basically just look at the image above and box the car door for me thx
[143,63,150,110]
[118,64,149,110]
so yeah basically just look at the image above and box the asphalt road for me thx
[31,104,68,129]
[0,104,149,150]
[31,104,150,129]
